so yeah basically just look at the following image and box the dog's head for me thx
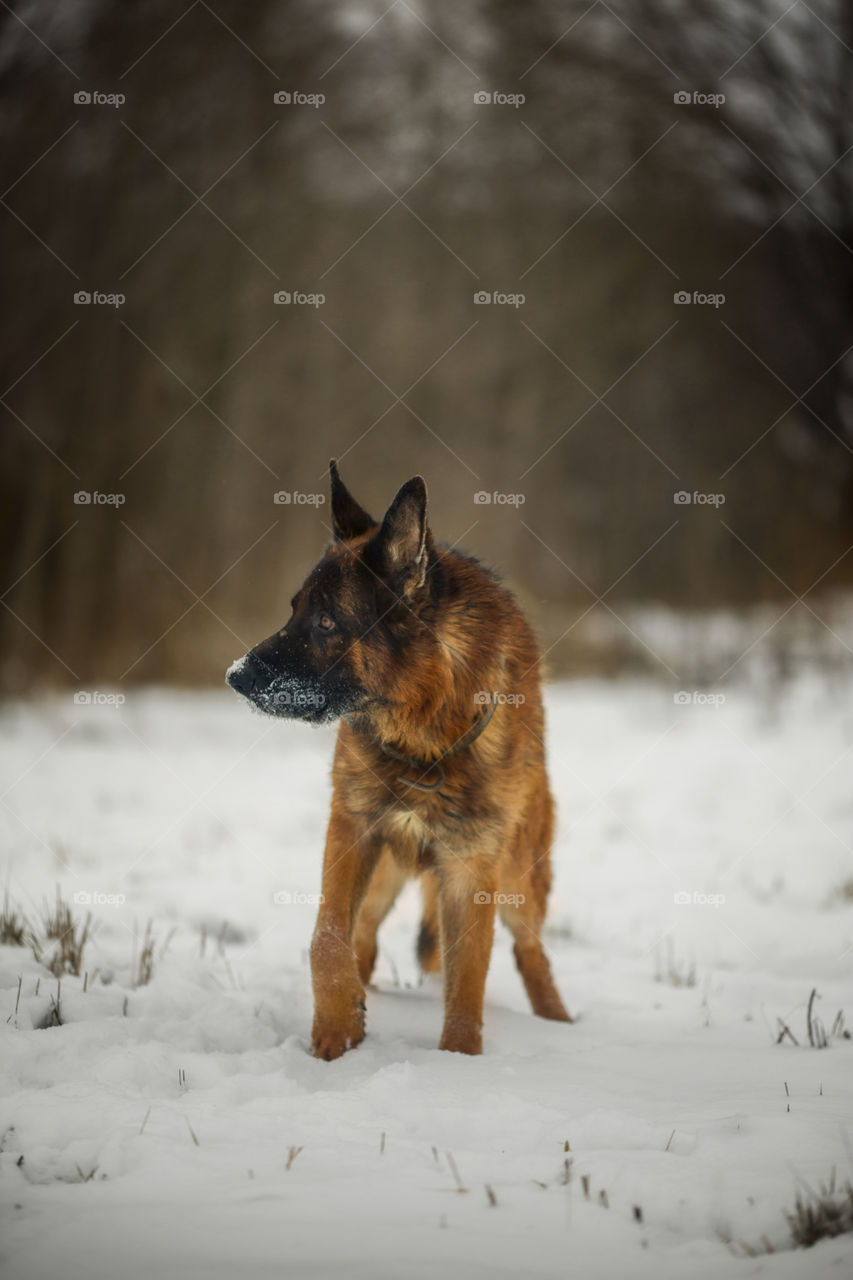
[226,461,437,724]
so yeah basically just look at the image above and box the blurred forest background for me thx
[1,0,852,691]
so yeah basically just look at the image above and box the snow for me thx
[1,675,852,1278]
[225,654,248,681]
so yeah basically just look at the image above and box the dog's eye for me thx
[317,613,335,632]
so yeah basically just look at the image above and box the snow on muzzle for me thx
[225,651,355,724]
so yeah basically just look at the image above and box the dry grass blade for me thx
[785,1179,853,1247]
[655,937,696,988]
[134,920,156,987]
[807,988,828,1049]
[445,1151,467,1193]
[35,889,92,978]
[0,892,29,946]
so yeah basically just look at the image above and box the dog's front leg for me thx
[437,859,498,1055]
[310,803,381,1060]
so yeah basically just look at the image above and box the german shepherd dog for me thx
[226,462,570,1057]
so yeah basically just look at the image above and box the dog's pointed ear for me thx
[367,476,430,591]
[329,459,375,540]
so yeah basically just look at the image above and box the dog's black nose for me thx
[226,656,256,697]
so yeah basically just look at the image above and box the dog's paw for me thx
[438,1015,483,1055]
[536,997,574,1023]
[311,1000,366,1061]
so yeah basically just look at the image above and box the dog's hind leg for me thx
[500,798,572,1023]
[501,896,572,1022]
[416,871,441,974]
[352,845,408,985]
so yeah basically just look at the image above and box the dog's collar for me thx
[356,692,499,793]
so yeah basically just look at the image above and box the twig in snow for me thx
[6,975,22,1024]
[776,1017,799,1046]
[445,1151,467,1193]
[807,988,828,1048]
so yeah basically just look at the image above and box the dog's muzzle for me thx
[226,651,359,724]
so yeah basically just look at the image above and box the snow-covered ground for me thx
[1,676,852,1279]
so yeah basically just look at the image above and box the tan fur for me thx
[230,464,571,1058]
[310,501,571,1056]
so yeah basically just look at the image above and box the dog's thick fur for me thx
[227,462,570,1057]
